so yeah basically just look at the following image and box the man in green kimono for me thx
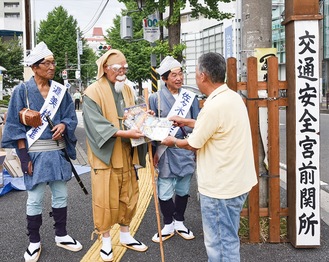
[83,49,148,261]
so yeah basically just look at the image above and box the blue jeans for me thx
[200,192,248,262]
[157,175,192,200]
[26,181,68,216]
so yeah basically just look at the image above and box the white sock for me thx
[55,235,72,243]
[162,221,175,234]
[174,220,188,232]
[24,242,41,260]
[101,236,112,253]
[28,242,40,250]
[120,231,136,244]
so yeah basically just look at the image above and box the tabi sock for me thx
[120,231,137,244]
[28,242,41,250]
[174,220,188,232]
[24,242,41,261]
[101,236,112,253]
[55,234,72,243]
[162,221,175,235]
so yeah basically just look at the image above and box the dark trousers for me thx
[75,99,80,110]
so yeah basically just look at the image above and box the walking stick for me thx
[45,115,88,195]
[144,88,165,262]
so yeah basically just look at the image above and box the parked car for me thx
[182,85,207,107]
[182,85,207,99]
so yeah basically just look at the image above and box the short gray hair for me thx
[197,52,226,83]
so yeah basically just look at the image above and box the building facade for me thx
[0,0,23,39]
[180,1,237,85]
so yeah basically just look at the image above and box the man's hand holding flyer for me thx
[124,104,173,147]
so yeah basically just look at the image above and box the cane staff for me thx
[144,88,165,262]
[45,115,88,195]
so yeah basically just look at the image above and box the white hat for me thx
[156,56,182,76]
[25,41,53,66]
[96,49,126,79]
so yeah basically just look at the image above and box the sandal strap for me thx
[57,238,77,246]
[124,240,142,247]
[26,247,41,256]
[100,248,113,256]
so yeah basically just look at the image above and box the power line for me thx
[81,0,106,33]
[81,0,110,35]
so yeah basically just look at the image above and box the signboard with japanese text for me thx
[224,25,233,59]
[294,20,320,246]
[254,48,277,82]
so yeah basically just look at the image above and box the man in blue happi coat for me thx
[149,56,200,243]
[1,42,82,262]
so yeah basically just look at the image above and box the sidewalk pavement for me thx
[0,110,328,262]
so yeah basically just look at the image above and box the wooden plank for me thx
[246,57,260,243]
[231,56,289,243]
[267,56,281,242]
[241,207,289,217]
[237,81,287,91]
[227,57,237,92]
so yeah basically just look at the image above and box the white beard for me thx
[114,75,126,93]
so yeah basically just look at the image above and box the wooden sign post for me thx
[283,0,323,247]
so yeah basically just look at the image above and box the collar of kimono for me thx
[155,87,196,160]
[26,80,69,148]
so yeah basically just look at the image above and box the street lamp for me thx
[136,0,145,10]
[121,0,145,40]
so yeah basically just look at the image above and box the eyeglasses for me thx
[39,61,57,68]
[107,63,129,73]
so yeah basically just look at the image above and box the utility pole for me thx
[24,0,32,51]
[240,0,272,208]
[76,29,82,91]
[23,0,33,81]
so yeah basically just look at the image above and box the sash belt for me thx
[28,138,66,152]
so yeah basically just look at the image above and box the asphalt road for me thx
[1,120,329,262]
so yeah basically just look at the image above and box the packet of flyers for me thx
[123,104,173,147]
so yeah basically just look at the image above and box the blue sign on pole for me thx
[225,25,233,59]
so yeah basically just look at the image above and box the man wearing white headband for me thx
[2,41,82,262]
[149,56,200,243]
[83,49,148,261]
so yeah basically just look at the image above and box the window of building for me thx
[4,2,20,8]
[4,12,20,18]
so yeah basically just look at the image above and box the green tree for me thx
[105,1,154,94]
[80,44,98,88]
[119,0,234,61]
[106,1,187,92]
[0,37,24,91]
[36,6,97,85]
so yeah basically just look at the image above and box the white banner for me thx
[143,13,160,43]
[26,81,70,148]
